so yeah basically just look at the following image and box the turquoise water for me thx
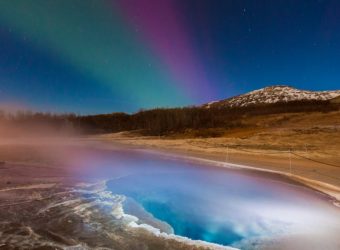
[79,148,340,248]
[109,171,246,245]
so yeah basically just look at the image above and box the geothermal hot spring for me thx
[75,146,340,249]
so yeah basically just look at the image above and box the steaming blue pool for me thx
[82,148,340,248]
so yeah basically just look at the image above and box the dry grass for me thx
[98,111,340,159]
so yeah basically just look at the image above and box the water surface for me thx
[80,147,340,248]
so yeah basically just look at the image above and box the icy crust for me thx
[128,221,236,250]
[204,85,340,108]
[2,179,237,249]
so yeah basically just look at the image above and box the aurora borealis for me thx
[0,0,339,113]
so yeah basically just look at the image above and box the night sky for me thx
[0,0,339,114]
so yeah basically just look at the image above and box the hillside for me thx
[204,85,340,108]
[1,85,339,137]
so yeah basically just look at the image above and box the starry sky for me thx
[0,0,339,114]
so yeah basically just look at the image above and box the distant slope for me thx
[330,95,340,104]
[204,85,340,108]
[1,85,339,136]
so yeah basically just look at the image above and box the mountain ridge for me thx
[203,85,340,108]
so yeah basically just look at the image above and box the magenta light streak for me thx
[116,0,215,102]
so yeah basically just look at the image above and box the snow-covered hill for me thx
[204,85,340,108]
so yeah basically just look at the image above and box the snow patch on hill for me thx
[204,85,340,108]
